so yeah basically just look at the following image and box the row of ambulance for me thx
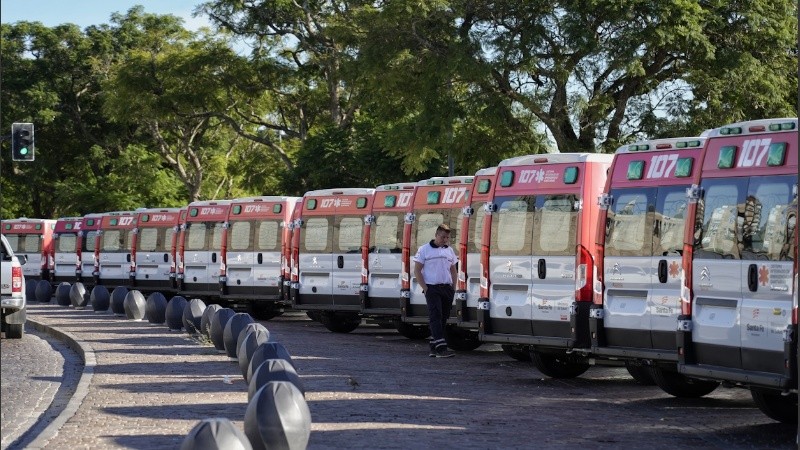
[3,117,797,423]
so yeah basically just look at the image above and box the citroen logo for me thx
[372,256,382,268]
[700,267,710,281]
[612,263,621,275]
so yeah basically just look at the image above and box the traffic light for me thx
[11,122,34,161]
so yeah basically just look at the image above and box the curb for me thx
[25,318,96,450]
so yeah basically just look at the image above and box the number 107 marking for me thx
[647,154,678,179]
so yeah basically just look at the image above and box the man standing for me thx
[413,224,458,358]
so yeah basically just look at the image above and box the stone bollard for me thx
[183,298,206,334]
[70,282,88,308]
[244,381,311,450]
[91,285,110,312]
[145,292,167,324]
[35,280,53,303]
[180,417,252,450]
[165,296,188,331]
[55,282,72,306]
[209,308,236,352]
[248,358,305,401]
[223,313,255,358]
[247,342,296,382]
[200,304,223,339]
[26,279,38,303]
[110,286,129,316]
[123,290,146,320]
[238,324,271,381]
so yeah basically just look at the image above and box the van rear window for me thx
[82,231,98,252]
[412,209,463,253]
[604,190,653,257]
[302,217,330,252]
[228,221,252,251]
[336,216,363,253]
[370,213,402,254]
[534,195,578,255]
[257,221,280,251]
[137,228,161,252]
[467,201,488,253]
[4,234,41,253]
[491,196,533,256]
[101,229,130,252]
[56,234,77,253]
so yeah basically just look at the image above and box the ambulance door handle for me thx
[658,259,667,284]
[163,253,169,263]
[747,264,758,292]
[126,254,131,263]
[212,253,217,263]
[337,255,344,269]
[257,253,263,264]
[537,258,546,279]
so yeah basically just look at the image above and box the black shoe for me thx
[435,348,455,358]
[429,350,437,357]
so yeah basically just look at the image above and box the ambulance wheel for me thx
[394,321,430,340]
[625,361,656,385]
[319,312,361,333]
[649,367,719,398]
[6,323,24,339]
[306,311,322,322]
[247,303,283,321]
[445,326,482,351]
[501,344,532,362]
[530,351,590,379]
[750,388,798,424]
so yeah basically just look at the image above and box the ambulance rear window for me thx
[302,217,330,252]
[57,234,77,252]
[228,221,252,251]
[370,213,402,253]
[257,221,280,251]
[137,228,160,252]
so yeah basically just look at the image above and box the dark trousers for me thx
[425,284,454,350]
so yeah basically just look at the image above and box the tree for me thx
[102,7,257,202]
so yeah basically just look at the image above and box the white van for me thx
[1,234,27,339]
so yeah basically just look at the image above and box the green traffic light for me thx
[19,147,28,155]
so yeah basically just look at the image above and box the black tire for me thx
[319,312,361,333]
[501,344,532,362]
[306,311,322,322]
[247,303,283,321]
[649,367,719,398]
[445,326,482,351]
[530,351,590,379]
[625,361,656,385]
[750,388,798,424]
[394,320,430,340]
[6,323,24,339]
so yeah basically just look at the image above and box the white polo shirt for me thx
[413,241,458,285]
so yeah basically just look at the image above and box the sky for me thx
[1,0,211,31]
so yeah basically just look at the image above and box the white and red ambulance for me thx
[95,211,138,290]
[131,208,182,295]
[677,118,798,422]
[52,217,84,286]
[290,188,375,332]
[360,183,423,336]
[591,137,720,394]
[1,218,55,282]
[478,153,612,377]
[78,213,103,291]
[220,196,299,319]
[177,200,231,300]
[401,176,480,350]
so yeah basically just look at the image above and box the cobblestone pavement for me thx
[14,302,798,449]
[1,324,81,450]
